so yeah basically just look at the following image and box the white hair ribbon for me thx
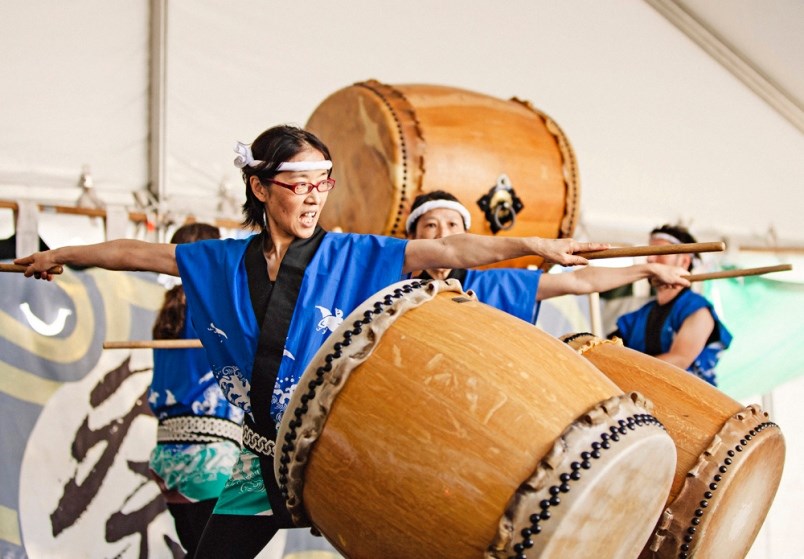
[157,273,182,290]
[233,141,332,171]
[405,200,472,234]
[233,142,256,169]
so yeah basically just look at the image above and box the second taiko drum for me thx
[306,79,579,270]
[561,333,785,559]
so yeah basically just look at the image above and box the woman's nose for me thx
[305,189,324,204]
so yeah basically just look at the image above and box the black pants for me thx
[167,499,217,558]
[193,451,294,558]
[194,513,290,559]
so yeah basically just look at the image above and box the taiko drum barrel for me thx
[306,80,579,269]
[562,333,785,559]
[275,280,677,559]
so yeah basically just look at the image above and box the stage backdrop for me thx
[0,265,180,559]
[702,273,804,399]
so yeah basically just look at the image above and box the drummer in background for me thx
[610,224,733,386]
[148,222,244,558]
[15,125,610,558]
[406,190,692,324]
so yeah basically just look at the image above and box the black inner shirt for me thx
[644,288,719,356]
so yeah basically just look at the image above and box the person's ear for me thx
[250,176,267,202]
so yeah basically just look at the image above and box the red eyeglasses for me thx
[265,178,336,195]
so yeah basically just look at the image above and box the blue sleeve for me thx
[463,268,542,323]
[175,237,259,380]
[672,290,711,324]
[673,290,733,348]
[175,237,256,337]
[310,233,408,295]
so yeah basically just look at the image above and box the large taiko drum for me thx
[306,80,579,269]
[275,280,677,559]
[561,333,785,559]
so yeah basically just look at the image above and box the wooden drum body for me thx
[306,80,579,269]
[562,333,785,559]
[276,281,677,559]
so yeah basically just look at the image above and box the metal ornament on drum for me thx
[561,333,786,559]
[275,280,677,559]
[305,80,579,269]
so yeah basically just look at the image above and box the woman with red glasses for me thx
[15,124,608,557]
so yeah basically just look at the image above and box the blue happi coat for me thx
[175,231,408,425]
[148,309,242,422]
[615,288,732,386]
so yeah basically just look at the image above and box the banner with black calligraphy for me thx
[0,266,181,559]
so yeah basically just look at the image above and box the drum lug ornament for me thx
[477,174,524,233]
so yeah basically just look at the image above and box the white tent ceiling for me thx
[675,0,804,125]
[1,0,802,247]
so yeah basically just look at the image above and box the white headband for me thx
[233,141,332,171]
[651,232,683,245]
[405,200,472,234]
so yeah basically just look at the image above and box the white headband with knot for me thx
[651,232,683,245]
[233,141,333,172]
[405,200,472,234]
[651,231,701,264]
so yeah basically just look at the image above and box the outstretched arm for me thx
[402,234,609,274]
[14,240,178,281]
[536,263,691,301]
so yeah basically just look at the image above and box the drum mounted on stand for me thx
[306,80,580,269]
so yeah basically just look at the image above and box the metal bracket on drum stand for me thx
[476,174,524,234]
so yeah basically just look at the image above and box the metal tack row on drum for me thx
[269,279,782,559]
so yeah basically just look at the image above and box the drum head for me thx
[497,394,677,559]
[657,409,785,559]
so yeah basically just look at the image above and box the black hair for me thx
[169,222,220,245]
[239,125,332,232]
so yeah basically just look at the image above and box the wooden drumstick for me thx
[103,339,203,349]
[578,241,725,260]
[686,264,793,282]
[0,263,64,275]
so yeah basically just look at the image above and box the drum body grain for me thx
[275,281,677,559]
[562,333,785,559]
[306,80,579,269]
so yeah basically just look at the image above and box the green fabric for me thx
[704,275,804,399]
[212,447,273,516]
[150,441,240,502]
